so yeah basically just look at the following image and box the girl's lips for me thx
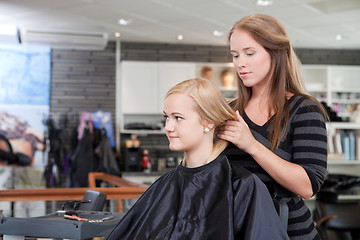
[168,136,179,139]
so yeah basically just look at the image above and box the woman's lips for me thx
[240,72,250,77]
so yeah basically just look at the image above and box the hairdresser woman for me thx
[218,14,328,240]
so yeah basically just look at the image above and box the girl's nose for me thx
[164,120,173,132]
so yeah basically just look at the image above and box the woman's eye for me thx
[232,54,239,59]
[163,115,169,121]
[246,51,254,56]
[175,116,183,121]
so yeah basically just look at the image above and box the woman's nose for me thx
[234,58,245,69]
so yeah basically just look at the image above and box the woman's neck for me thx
[251,85,270,102]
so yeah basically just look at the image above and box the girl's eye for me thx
[231,54,239,59]
[163,115,169,121]
[175,116,183,121]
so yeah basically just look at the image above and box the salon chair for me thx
[273,199,289,230]
[314,174,360,240]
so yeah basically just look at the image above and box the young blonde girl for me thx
[106,78,289,240]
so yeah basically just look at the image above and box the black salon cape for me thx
[106,155,289,240]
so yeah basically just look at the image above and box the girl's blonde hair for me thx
[228,14,327,148]
[166,78,235,154]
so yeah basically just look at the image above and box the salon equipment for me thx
[0,211,123,239]
[122,147,141,171]
[62,190,107,211]
[315,200,360,240]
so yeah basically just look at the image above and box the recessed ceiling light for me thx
[213,30,224,37]
[336,34,342,40]
[118,18,132,26]
[114,32,121,38]
[0,24,17,35]
[177,35,184,40]
[256,0,273,6]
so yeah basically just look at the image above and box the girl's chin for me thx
[168,144,183,152]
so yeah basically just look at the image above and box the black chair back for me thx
[78,190,107,211]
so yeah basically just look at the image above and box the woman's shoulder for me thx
[289,94,324,115]
[289,94,318,106]
[288,94,327,130]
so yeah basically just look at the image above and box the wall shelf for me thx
[327,122,360,130]
[332,99,360,104]
[328,161,360,165]
[333,88,360,93]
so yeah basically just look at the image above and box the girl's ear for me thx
[202,120,215,131]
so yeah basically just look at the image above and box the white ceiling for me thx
[1,0,360,49]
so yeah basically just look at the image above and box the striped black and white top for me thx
[223,95,327,240]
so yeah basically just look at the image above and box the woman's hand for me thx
[217,111,259,155]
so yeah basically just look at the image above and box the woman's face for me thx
[229,29,272,90]
[163,93,206,153]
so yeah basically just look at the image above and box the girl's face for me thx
[163,93,207,153]
[229,29,272,90]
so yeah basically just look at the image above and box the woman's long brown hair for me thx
[228,14,328,149]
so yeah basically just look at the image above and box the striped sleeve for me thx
[291,99,327,196]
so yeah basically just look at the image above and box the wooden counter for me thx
[0,172,148,212]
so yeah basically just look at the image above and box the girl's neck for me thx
[182,144,224,168]
[183,151,212,168]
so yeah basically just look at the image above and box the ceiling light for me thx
[0,24,18,35]
[336,34,342,40]
[118,19,132,26]
[177,35,184,40]
[256,0,273,6]
[114,32,121,38]
[213,30,224,37]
